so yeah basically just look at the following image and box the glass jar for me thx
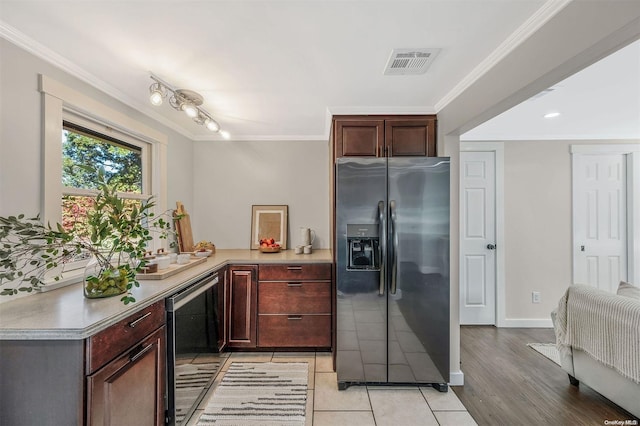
[83,257,129,299]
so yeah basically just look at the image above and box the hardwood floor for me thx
[453,326,638,426]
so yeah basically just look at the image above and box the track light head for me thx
[182,102,198,118]
[149,82,166,106]
[204,118,220,132]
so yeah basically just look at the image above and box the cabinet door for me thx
[385,118,436,157]
[87,326,166,426]
[334,118,385,158]
[227,265,258,348]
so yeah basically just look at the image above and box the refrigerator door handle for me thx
[378,200,386,296]
[389,200,398,295]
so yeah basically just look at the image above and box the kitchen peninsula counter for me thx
[0,249,332,340]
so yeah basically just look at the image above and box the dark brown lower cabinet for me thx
[87,326,166,426]
[227,265,258,348]
[0,300,166,426]
[257,264,332,349]
[223,263,332,350]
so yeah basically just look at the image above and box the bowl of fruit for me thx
[194,240,215,254]
[259,238,281,253]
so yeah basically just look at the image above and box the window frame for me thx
[40,75,168,280]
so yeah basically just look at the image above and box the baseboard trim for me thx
[449,370,464,386]
[501,318,553,328]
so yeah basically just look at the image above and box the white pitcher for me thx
[300,227,316,246]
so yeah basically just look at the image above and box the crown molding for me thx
[327,106,437,116]
[435,0,572,112]
[1,20,88,84]
[191,134,327,142]
[0,20,200,140]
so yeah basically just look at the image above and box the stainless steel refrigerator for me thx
[335,157,450,391]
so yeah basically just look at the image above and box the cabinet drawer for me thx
[258,314,331,347]
[259,263,331,281]
[87,300,165,374]
[258,281,331,314]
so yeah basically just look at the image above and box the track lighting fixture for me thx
[148,75,228,136]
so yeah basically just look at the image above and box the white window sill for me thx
[36,270,84,292]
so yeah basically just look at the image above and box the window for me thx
[62,123,143,193]
[39,74,168,287]
[61,121,148,234]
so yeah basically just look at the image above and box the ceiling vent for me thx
[384,48,441,75]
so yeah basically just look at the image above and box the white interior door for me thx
[460,151,496,325]
[573,153,627,293]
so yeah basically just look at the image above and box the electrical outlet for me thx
[532,291,541,303]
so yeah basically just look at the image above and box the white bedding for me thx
[554,284,640,384]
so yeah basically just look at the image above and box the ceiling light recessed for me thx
[384,48,441,75]
[544,112,561,118]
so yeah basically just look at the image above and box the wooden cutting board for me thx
[174,201,195,253]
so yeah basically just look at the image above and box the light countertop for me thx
[0,249,332,340]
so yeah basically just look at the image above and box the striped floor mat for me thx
[175,362,221,424]
[197,362,308,426]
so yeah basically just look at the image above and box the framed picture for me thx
[250,205,288,249]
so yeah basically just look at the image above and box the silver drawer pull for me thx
[287,282,303,287]
[287,315,303,320]
[128,311,152,328]
[129,343,154,362]
[287,266,302,271]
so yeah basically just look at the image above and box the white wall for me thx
[502,139,639,323]
[192,140,330,249]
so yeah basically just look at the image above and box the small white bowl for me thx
[154,256,171,270]
[194,249,212,258]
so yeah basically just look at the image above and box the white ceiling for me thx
[462,38,640,141]
[1,1,638,141]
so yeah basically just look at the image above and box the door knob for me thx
[487,244,496,250]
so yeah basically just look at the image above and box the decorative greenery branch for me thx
[0,168,176,304]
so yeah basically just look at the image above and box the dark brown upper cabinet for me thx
[333,115,437,159]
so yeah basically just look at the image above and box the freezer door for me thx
[387,157,450,384]
[335,157,388,385]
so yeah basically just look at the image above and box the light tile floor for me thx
[186,351,477,426]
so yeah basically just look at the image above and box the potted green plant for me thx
[0,168,175,304]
